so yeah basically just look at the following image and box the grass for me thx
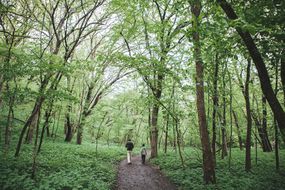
[0,140,125,190]
[151,147,285,190]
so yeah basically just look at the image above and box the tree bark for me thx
[232,111,243,150]
[191,0,216,184]
[218,0,285,142]
[4,82,15,147]
[244,59,252,172]
[15,96,45,157]
[281,52,285,105]
[64,103,73,142]
[221,63,228,159]
[164,112,170,154]
[25,110,40,144]
[212,55,219,163]
[261,96,272,152]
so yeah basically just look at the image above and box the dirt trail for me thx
[115,153,177,190]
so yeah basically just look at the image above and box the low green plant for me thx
[151,148,285,190]
[0,141,125,190]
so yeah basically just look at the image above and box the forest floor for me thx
[115,152,177,190]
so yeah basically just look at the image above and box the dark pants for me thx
[141,155,146,164]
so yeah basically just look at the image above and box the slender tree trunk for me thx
[274,59,279,171]
[43,102,53,137]
[148,87,152,145]
[212,55,219,164]
[281,53,285,106]
[37,103,54,153]
[221,63,228,159]
[244,59,252,172]
[15,96,45,157]
[31,108,41,179]
[261,96,272,152]
[164,113,170,154]
[164,82,175,154]
[218,0,285,142]
[175,119,185,168]
[232,111,243,150]
[191,0,216,184]
[228,71,233,169]
[4,82,15,147]
[274,118,279,171]
[172,117,177,152]
[251,98,272,152]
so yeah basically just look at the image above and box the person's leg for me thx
[127,151,131,164]
[142,155,146,164]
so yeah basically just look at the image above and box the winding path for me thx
[116,153,177,190]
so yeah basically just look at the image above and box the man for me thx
[125,139,134,164]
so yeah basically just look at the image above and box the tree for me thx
[190,0,216,184]
[217,0,285,142]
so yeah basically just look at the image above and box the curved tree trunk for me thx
[15,96,44,157]
[218,0,285,142]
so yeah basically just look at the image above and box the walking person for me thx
[140,144,147,164]
[125,139,134,164]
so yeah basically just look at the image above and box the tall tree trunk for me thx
[4,82,15,147]
[228,72,233,169]
[172,116,177,152]
[25,111,40,144]
[148,87,152,145]
[221,63,228,159]
[261,96,272,152]
[281,53,285,106]
[150,104,160,158]
[31,108,41,179]
[191,0,216,184]
[232,111,243,150]
[244,59,252,172]
[218,0,285,142]
[37,103,54,153]
[65,104,73,142]
[212,55,219,163]
[150,74,163,158]
[251,85,272,153]
[42,103,53,137]
[164,82,175,154]
[76,117,85,145]
[65,76,76,142]
[274,58,280,171]
[164,113,170,154]
[15,96,45,157]
[175,119,185,168]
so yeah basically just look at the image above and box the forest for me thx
[0,0,285,189]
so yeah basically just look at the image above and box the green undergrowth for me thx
[152,148,285,190]
[0,141,125,190]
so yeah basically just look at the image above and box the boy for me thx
[140,144,147,164]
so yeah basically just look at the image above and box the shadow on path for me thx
[116,154,177,190]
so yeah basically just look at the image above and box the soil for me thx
[115,153,177,190]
